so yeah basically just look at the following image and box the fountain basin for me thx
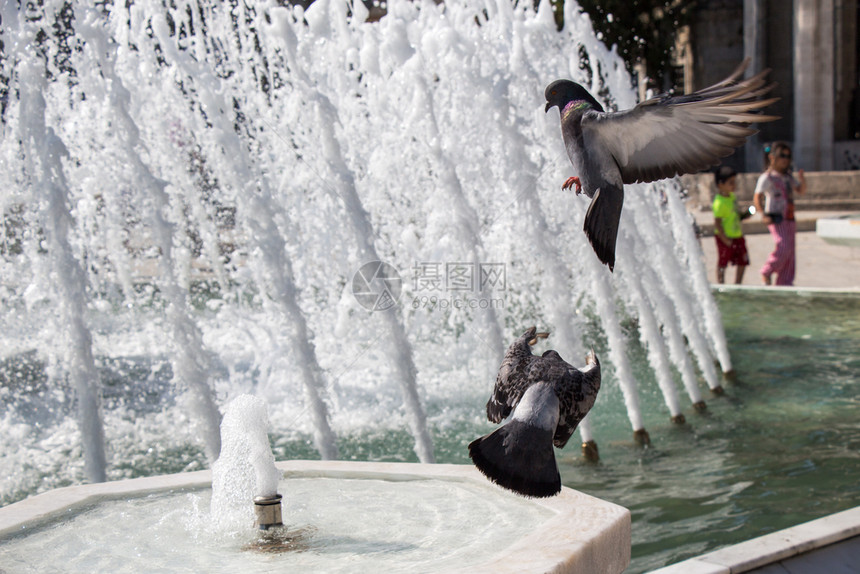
[0,460,630,574]
[649,505,860,573]
[816,213,860,247]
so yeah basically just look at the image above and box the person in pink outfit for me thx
[753,142,807,286]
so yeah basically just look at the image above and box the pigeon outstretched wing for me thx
[553,350,600,449]
[583,62,778,184]
[545,59,778,273]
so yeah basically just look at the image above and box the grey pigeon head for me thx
[544,79,605,113]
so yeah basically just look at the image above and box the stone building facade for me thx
[678,0,859,172]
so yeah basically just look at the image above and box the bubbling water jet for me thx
[211,395,281,531]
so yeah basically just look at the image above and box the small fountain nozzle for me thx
[633,429,651,447]
[581,440,599,462]
[253,494,284,530]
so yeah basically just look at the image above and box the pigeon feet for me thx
[562,176,582,194]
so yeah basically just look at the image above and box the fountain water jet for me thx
[143,16,340,459]
[626,190,722,394]
[618,216,706,409]
[75,6,224,461]
[406,67,506,365]
[267,5,435,461]
[663,180,733,377]
[16,54,107,483]
[617,265,683,420]
[210,395,281,532]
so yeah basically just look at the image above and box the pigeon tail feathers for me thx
[583,187,624,272]
[468,420,561,498]
[470,382,562,498]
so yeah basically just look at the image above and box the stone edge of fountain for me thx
[711,285,860,296]
[0,460,630,574]
[816,214,860,248]
[648,504,860,573]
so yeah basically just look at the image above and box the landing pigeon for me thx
[468,327,601,498]
[545,60,778,271]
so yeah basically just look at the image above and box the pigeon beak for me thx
[528,331,550,346]
[545,102,553,113]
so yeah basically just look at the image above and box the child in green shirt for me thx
[712,166,750,284]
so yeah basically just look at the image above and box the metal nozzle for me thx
[633,429,651,447]
[581,440,599,462]
[253,494,283,531]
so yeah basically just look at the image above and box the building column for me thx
[794,0,835,171]
[743,0,767,73]
[743,0,767,171]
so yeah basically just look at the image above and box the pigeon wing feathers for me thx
[582,69,778,185]
[529,351,585,449]
[485,391,511,424]
[527,350,571,383]
[486,328,539,423]
[550,369,582,449]
[552,409,584,449]
[552,358,601,448]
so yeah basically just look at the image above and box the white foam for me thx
[210,395,280,529]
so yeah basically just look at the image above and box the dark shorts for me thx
[716,236,750,268]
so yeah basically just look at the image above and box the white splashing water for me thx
[0,0,732,502]
[210,394,280,530]
[626,190,723,391]
[663,179,733,373]
[14,51,107,483]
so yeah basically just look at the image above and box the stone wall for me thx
[679,170,860,211]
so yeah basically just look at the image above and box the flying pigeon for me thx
[545,60,778,271]
[468,327,601,498]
